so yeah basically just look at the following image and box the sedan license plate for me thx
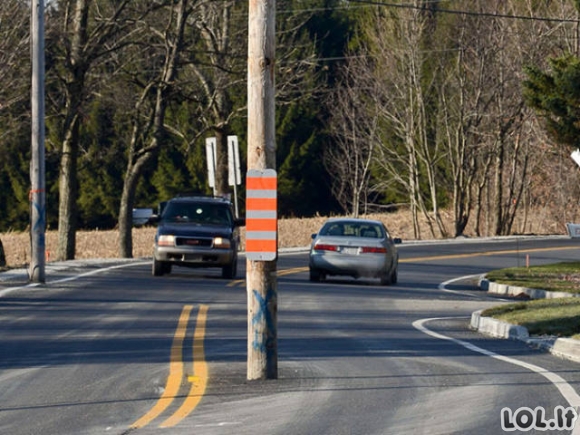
[341,247,359,255]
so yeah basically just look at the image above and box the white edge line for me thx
[436,273,580,433]
[413,317,580,434]
[0,261,150,298]
[0,282,41,297]
[51,261,151,284]
[439,274,511,301]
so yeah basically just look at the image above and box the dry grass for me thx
[0,208,566,268]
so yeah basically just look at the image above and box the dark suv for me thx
[151,195,245,278]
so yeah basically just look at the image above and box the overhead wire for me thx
[337,0,579,23]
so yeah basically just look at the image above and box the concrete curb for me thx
[470,309,529,340]
[473,279,580,364]
[470,309,580,363]
[480,278,579,299]
[549,338,580,363]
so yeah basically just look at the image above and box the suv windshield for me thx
[161,202,233,226]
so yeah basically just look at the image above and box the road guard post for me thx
[246,169,278,379]
[245,169,277,260]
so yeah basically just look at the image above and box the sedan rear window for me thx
[321,222,385,238]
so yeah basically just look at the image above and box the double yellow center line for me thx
[131,304,209,429]
[131,245,578,427]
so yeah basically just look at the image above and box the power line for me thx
[235,1,580,24]
[338,0,580,24]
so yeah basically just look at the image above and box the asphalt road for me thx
[2,236,580,435]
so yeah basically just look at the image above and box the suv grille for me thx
[176,237,213,247]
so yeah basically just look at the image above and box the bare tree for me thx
[436,5,498,237]
[332,0,577,239]
[185,0,243,197]
[179,0,320,198]
[113,0,321,257]
[0,1,30,115]
[0,1,33,265]
[324,61,378,217]
[443,0,570,237]
[47,0,136,260]
[476,0,565,236]
[117,0,193,258]
[357,2,447,238]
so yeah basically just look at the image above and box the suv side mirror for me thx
[234,218,246,227]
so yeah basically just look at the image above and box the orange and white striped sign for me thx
[246,169,277,260]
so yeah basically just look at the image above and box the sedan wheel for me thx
[380,274,391,286]
[390,267,398,284]
[380,266,397,286]
[310,269,320,282]
[309,268,322,282]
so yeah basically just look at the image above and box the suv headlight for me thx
[157,235,176,246]
[213,237,231,249]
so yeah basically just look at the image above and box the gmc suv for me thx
[151,195,245,278]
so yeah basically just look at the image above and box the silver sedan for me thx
[308,218,401,285]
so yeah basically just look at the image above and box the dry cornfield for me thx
[0,208,568,269]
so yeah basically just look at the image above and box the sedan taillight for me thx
[360,246,387,254]
[314,243,338,252]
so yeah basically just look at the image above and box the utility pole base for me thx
[247,259,278,380]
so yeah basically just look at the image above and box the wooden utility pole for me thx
[30,0,46,283]
[246,0,277,380]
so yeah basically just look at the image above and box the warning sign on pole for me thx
[246,169,277,261]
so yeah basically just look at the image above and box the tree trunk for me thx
[493,136,505,236]
[119,169,137,259]
[0,237,6,267]
[119,137,160,258]
[56,117,80,260]
[117,0,188,258]
[55,0,88,261]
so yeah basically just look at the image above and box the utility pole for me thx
[246,0,277,380]
[30,0,46,283]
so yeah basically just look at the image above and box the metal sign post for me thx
[572,149,580,168]
[228,135,242,217]
[205,137,217,196]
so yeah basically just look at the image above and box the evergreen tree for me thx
[275,0,352,216]
[77,99,125,229]
[524,54,580,149]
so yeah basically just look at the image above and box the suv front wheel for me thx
[153,257,172,276]
[221,255,237,279]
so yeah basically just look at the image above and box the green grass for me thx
[485,262,580,338]
[486,261,580,294]
[482,298,580,338]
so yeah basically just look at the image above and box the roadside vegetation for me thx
[3,1,580,265]
[486,262,580,294]
[483,262,580,339]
